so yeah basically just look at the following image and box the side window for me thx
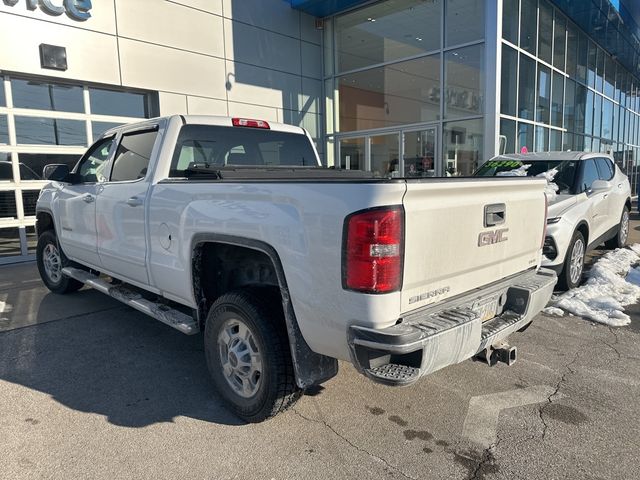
[595,157,614,181]
[110,130,158,182]
[580,159,600,193]
[76,136,115,183]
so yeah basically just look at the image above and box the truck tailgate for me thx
[401,178,547,313]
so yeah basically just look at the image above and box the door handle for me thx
[618,183,623,188]
[82,194,95,203]
[604,194,608,199]
[126,196,143,207]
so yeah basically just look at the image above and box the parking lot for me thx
[1,219,640,480]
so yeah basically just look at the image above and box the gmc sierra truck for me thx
[35,115,556,422]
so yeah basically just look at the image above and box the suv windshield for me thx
[475,159,578,194]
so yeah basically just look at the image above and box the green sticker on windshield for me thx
[483,160,522,168]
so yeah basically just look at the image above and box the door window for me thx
[110,130,158,182]
[76,136,115,183]
[595,157,615,181]
[580,159,600,193]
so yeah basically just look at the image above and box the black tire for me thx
[36,230,83,294]
[605,206,630,249]
[204,289,301,422]
[558,230,586,291]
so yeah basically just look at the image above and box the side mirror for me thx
[43,164,70,182]
[590,179,612,193]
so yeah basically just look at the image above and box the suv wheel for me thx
[36,230,83,294]
[605,206,630,249]
[559,230,586,290]
[204,289,301,422]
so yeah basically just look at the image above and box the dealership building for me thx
[1,0,640,264]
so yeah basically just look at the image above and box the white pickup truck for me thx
[36,115,556,421]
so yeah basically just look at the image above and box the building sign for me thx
[3,0,92,21]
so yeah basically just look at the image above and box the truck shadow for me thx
[0,289,244,428]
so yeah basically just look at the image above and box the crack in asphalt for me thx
[0,305,127,334]
[292,408,418,480]
[537,349,582,440]
[603,327,622,359]
[464,432,501,480]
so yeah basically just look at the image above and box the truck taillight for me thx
[541,194,548,249]
[232,117,270,129]
[343,207,404,293]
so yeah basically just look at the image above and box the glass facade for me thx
[0,74,156,263]
[499,0,640,193]
[325,0,486,176]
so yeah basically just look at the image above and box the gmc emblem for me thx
[478,228,509,246]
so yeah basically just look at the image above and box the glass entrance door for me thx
[336,125,438,177]
[403,128,437,177]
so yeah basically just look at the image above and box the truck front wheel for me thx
[36,230,83,294]
[204,289,301,422]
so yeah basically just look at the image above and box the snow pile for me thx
[496,164,530,176]
[548,244,640,326]
[542,306,565,316]
[536,168,559,202]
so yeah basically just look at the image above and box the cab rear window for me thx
[169,125,317,177]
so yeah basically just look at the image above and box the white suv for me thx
[476,152,631,289]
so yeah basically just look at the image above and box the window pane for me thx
[0,228,20,257]
[614,63,622,103]
[0,192,17,219]
[550,129,562,150]
[593,94,602,138]
[520,0,537,55]
[21,190,39,217]
[535,126,549,152]
[335,0,441,73]
[370,133,399,178]
[500,118,517,154]
[0,77,5,107]
[596,157,614,180]
[575,84,587,134]
[564,79,576,132]
[576,32,588,84]
[26,226,36,254]
[553,12,566,70]
[443,118,483,176]
[595,47,605,93]
[445,0,484,47]
[536,64,551,124]
[14,117,86,146]
[584,89,594,136]
[587,41,597,88]
[0,152,12,181]
[501,45,518,116]
[339,137,365,170]
[404,129,436,177]
[502,0,519,44]
[538,0,553,64]
[602,99,613,140]
[518,54,535,120]
[551,72,563,127]
[92,121,123,141]
[0,115,8,145]
[445,44,484,119]
[111,131,157,182]
[517,122,534,152]
[11,78,84,113]
[17,153,80,179]
[566,24,577,78]
[90,87,149,118]
[338,54,440,132]
[604,54,615,99]
[563,132,573,151]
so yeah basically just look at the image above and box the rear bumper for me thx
[348,268,557,386]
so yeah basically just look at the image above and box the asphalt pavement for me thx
[1,218,640,480]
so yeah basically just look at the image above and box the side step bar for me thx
[62,267,199,335]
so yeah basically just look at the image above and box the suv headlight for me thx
[546,217,561,224]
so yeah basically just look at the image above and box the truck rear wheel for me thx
[204,289,301,422]
[36,230,83,294]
